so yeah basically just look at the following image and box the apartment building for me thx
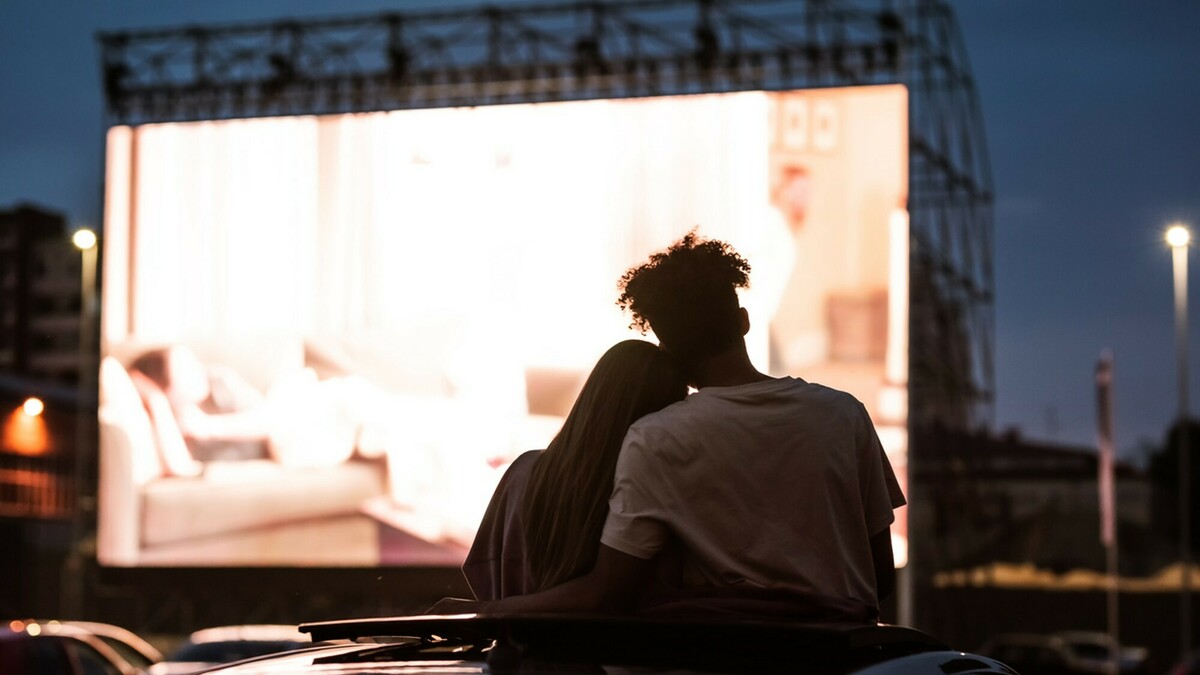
[0,203,84,383]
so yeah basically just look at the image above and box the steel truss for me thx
[99,0,993,432]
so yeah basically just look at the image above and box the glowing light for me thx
[5,406,50,455]
[9,620,24,632]
[22,397,44,417]
[1167,224,1191,249]
[26,623,41,636]
[73,228,98,251]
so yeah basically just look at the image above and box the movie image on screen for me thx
[98,84,908,567]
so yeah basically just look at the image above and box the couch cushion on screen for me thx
[99,356,163,484]
[139,460,384,547]
[107,334,305,395]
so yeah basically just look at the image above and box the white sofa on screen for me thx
[96,338,387,566]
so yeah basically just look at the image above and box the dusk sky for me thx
[2,1,1198,460]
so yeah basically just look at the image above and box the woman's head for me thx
[563,340,689,435]
[522,339,688,591]
[129,345,210,405]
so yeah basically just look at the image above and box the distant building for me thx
[0,203,84,383]
[913,426,1165,576]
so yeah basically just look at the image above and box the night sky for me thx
[2,1,1198,460]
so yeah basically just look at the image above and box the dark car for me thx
[978,632,1148,675]
[194,614,1017,675]
[147,624,310,675]
[24,620,163,673]
[1,620,147,675]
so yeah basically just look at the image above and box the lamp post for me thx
[1167,223,1191,659]
[65,227,97,618]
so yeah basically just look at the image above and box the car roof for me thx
[200,616,1015,675]
[302,613,946,654]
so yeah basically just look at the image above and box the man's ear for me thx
[738,307,751,336]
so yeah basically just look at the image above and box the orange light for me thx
[8,619,24,632]
[22,397,44,417]
[4,407,50,456]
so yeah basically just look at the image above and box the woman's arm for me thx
[430,545,654,615]
[174,403,271,442]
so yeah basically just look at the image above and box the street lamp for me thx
[1167,222,1191,660]
[22,397,45,417]
[66,226,98,618]
[72,229,97,251]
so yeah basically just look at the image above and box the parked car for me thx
[1,619,150,674]
[978,631,1147,675]
[1054,631,1148,675]
[23,619,163,672]
[192,614,1017,675]
[147,624,310,675]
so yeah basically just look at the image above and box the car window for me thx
[1070,643,1111,660]
[97,635,154,669]
[1033,646,1066,666]
[0,636,71,673]
[65,640,123,675]
[992,646,1025,664]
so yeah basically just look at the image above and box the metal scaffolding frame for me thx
[100,1,908,121]
[94,0,993,631]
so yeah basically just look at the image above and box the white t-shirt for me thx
[600,377,905,608]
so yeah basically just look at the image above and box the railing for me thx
[0,452,74,519]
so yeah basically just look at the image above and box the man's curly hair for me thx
[616,231,751,371]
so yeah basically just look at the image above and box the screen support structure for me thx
[97,0,992,632]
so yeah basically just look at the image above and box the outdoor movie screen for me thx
[98,84,909,568]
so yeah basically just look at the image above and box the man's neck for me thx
[692,348,776,389]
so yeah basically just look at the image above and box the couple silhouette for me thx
[434,231,905,623]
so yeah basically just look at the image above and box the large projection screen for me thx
[98,84,908,568]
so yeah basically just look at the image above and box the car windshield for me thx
[1070,643,1112,660]
[170,640,306,664]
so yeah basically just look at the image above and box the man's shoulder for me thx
[793,379,867,409]
[626,379,866,438]
[730,378,871,431]
[728,376,865,411]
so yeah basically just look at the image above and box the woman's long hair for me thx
[521,339,688,591]
[129,348,171,389]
